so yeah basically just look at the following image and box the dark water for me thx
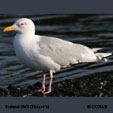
[0,14,113,88]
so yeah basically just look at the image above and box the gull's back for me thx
[37,35,97,68]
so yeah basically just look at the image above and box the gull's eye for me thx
[20,23,24,26]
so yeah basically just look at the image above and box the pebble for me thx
[0,74,113,97]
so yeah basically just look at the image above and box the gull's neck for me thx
[14,32,41,43]
[14,33,34,45]
[16,32,35,38]
[16,31,35,35]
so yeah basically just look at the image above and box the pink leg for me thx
[38,73,46,93]
[43,72,53,94]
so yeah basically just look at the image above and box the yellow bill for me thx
[3,26,16,32]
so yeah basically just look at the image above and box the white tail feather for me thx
[92,48,102,52]
[95,53,112,62]
[92,48,112,62]
[95,53,112,57]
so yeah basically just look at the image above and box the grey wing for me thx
[38,36,96,67]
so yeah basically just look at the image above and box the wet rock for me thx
[27,85,35,93]
[0,73,113,97]
[33,82,42,88]
[7,85,19,96]
[0,88,8,96]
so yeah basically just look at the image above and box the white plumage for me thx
[4,18,112,94]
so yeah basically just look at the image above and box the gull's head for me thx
[4,18,35,34]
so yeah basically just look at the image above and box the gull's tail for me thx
[92,48,112,62]
[95,53,112,62]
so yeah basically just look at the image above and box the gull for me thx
[4,18,112,94]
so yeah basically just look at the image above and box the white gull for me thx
[4,18,112,94]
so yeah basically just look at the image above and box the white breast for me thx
[13,34,39,68]
[13,34,60,72]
